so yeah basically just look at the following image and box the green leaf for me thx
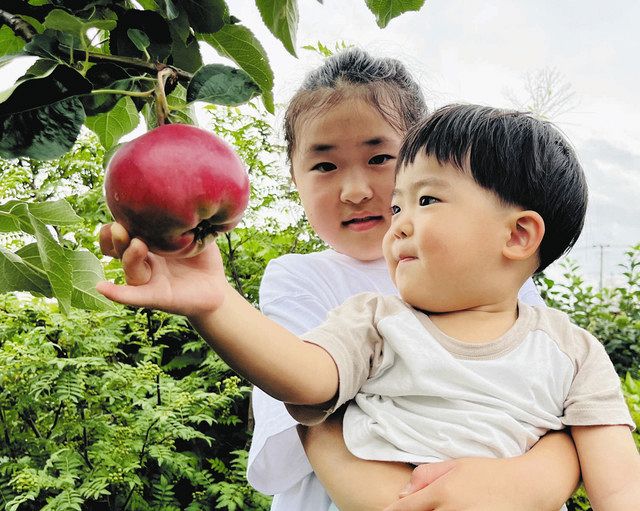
[170,32,203,73]
[81,63,145,116]
[0,25,26,58]
[365,0,426,28]
[164,0,181,20]
[69,250,118,312]
[29,214,73,314]
[186,64,260,107]
[0,200,31,233]
[43,8,117,41]
[0,63,91,160]
[28,199,83,226]
[255,0,298,57]
[4,243,116,312]
[127,28,151,52]
[109,9,171,62]
[43,9,85,35]
[85,96,140,151]
[199,25,274,113]
[0,245,51,296]
[0,198,81,234]
[181,0,228,33]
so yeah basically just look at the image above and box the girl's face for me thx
[291,97,403,261]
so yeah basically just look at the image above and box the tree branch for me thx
[0,8,36,41]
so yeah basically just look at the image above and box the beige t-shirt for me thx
[287,293,634,464]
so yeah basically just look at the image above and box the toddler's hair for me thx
[398,104,588,272]
[284,48,427,163]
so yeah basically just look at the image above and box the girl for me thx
[98,49,580,511]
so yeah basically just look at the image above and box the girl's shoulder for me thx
[261,249,395,307]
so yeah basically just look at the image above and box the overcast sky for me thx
[227,0,640,287]
[2,1,638,286]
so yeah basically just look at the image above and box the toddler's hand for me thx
[96,222,229,317]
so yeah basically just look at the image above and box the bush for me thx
[538,245,640,510]
[0,295,270,511]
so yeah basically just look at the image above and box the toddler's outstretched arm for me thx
[97,223,339,407]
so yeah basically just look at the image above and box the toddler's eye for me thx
[419,196,439,206]
[390,205,401,215]
[311,162,337,172]
[369,154,395,165]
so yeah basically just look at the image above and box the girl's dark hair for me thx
[399,104,588,272]
[284,48,428,162]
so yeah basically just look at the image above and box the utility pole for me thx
[594,244,610,290]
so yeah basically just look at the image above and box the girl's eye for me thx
[369,154,395,165]
[390,205,401,215]
[419,196,439,206]
[311,162,337,172]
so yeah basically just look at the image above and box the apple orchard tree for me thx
[0,0,425,314]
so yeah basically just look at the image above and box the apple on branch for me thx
[104,123,250,258]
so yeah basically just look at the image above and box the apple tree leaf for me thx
[0,63,91,160]
[365,0,425,28]
[255,0,298,57]
[85,96,140,151]
[199,24,274,113]
[181,0,228,34]
[0,246,51,297]
[186,63,261,107]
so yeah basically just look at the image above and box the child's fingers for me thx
[95,280,157,309]
[99,222,131,258]
[121,238,152,286]
[98,223,117,257]
[111,222,131,258]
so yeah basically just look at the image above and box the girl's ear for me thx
[503,210,545,262]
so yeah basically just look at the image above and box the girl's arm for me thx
[303,421,580,511]
[385,430,580,511]
[300,412,414,511]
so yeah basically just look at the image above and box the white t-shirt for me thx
[247,249,545,511]
[289,294,634,462]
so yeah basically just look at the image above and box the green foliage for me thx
[538,244,640,377]
[0,294,270,510]
[537,247,640,511]
[0,0,424,161]
[0,101,322,509]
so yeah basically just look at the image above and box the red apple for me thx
[104,124,249,258]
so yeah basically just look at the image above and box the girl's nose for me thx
[340,171,373,204]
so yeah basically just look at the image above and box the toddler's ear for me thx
[503,210,545,263]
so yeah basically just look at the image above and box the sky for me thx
[2,0,638,287]
[226,0,640,287]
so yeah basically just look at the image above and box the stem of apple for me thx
[154,66,177,126]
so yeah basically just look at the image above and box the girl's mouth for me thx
[342,215,384,231]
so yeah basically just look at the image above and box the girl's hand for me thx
[384,456,572,511]
[96,222,229,317]
[384,458,531,511]
[385,430,578,511]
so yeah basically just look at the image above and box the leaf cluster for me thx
[0,295,268,511]
[0,0,426,161]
